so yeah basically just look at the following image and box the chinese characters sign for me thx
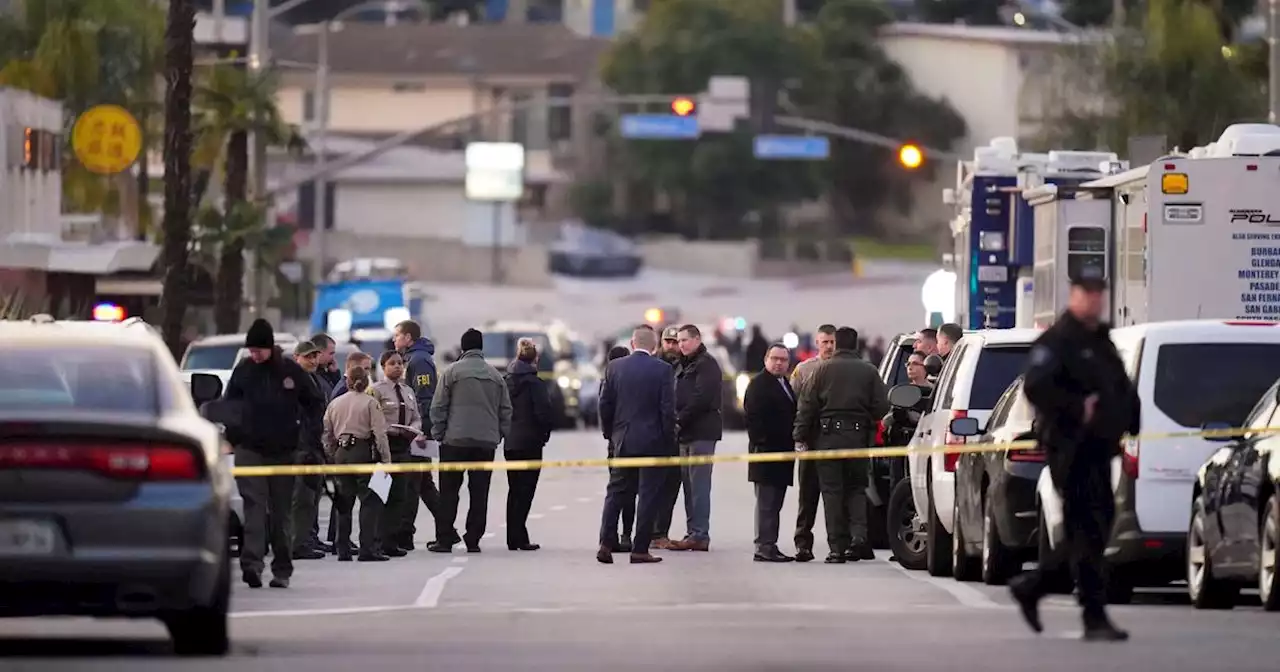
[71,105,142,175]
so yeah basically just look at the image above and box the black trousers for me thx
[601,464,679,553]
[607,441,636,539]
[376,439,414,551]
[437,444,494,546]
[1019,457,1115,625]
[398,452,443,547]
[289,449,324,553]
[793,459,820,551]
[333,440,384,558]
[235,447,294,578]
[816,449,869,553]
[652,462,682,539]
[754,483,788,551]
[505,448,541,548]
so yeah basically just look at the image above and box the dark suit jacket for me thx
[599,351,677,458]
[744,372,797,486]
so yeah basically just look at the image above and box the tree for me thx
[1039,0,1264,152]
[193,64,302,333]
[159,0,197,359]
[1060,0,1256,37]
[598,0,825,239]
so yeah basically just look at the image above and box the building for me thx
[0,88,158,319]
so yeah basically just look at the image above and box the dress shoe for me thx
[1083,621,1129,642]
[320,542,336,554]
[269,576,290,589]
[426,541,454,553]
[843,543,875,562]
[824,552,847,564]
[596,546,614,564]
[754,548,795,563]
[508,543,541,551]
[651,537,675,550]
[398,544,416,553]
[794,548,815,563]
[337,554,353,562]
[1008,574,1043,634]
[242,571,263,589]
[630,553,663,564]
[358,553,390,562]
[465,542,482,553]
[381,546,408,558]
[671,538,709,551]
[292,548,325,560]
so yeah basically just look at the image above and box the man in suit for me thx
[744,343,798,562]
[596,326,677,565]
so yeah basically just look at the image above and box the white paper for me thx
[369,468,393,504]
[410,438,439,459]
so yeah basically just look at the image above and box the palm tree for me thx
[193,64,302,333]
[158,0,196,359]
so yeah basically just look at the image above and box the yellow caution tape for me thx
[228,425,1279,477]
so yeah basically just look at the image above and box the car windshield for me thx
[0,347,158,414]
[969,346,1032,409]
[1154,343,1280,428]
[482,332,555,370]
[181,343,240,370]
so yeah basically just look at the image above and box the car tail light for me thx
[1121,438,1139,479]
[943,410,967,472]
[875,420,885,447]
[0,442,202,480]
[1007,448,1045,462]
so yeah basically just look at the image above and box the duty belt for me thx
[819,416,866,434]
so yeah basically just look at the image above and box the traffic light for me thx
[671,97,696,117]
[898,143,923,170]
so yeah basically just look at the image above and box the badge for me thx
[283,377,295,390]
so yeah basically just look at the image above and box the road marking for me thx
[550,505,567,511]
[452,557,469,564]
[529,513,545,520]
[415,566,466,608]
[483,532,495,539]
[575,497,591,503]
[232,605,423,619]
[882,558,999,609]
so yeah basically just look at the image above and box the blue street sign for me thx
[619,114,700,139]
[753,135,830,160]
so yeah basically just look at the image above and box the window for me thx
[885,343,916,388]
[967,345,1032,409]
[181,344,242,371]
[0,347,158,415]
[548,83,575,142]
[1243,383,1279,437]
[938,344,967,410]
[1154,343,1280,428]
[302,89,315,122]
[987,379,1022,431]
[510,91,532,145]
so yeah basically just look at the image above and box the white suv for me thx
[908,329,1041,576]
[1038,319,1280,601]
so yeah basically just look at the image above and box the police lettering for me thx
[1232,212,1280,225]
[1240,269,1280,279]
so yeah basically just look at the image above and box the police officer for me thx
[789,323,836,562]
[793,326,889,564]
[323,365,393,562]
[1008,273,1138,641]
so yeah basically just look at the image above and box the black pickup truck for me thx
[867,333,917,550]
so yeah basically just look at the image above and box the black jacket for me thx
[1024,312,1140,483]
[504,359,553,455]
[223,354,325,455]
[675,345,724,443]
[793,350,889,448]
[744,372,797,486]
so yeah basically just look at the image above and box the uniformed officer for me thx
[371,350,422,557]
[788,323,836,562]
[792,326,889,563]
[322,365,393,563]
[1009,272,1138,641]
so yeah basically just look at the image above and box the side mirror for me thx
[887,384,923,408]
[190,373,223,406]
[924,354,944,377]
[949,416,982,437]
[1201,420,1237,442]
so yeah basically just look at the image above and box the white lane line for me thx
[415,566,466,608]
[232,605,423,619]
[452,557,469,564]
[550,505,567,511]
[882,558,999,609]
[483,532,495,539]
[575,497,591,503]
[529,513,545,520]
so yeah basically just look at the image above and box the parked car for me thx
[871,332,919,555]
[548,224,642,278]
[1188,377,1280,610]
[1040,319,1280,602]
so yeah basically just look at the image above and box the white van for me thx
[1038,320,1280,600]
[909,329,1041,576]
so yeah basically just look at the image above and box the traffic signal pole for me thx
[775,116,960,164]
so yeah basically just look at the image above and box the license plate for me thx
[0,520,59,556]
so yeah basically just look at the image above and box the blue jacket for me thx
[403,336,439,436]
[599,351,676,458]
[329,378,349,402]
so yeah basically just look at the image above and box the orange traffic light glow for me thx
[671,97,696,116]
[898,144,923,169]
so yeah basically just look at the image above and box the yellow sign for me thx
[72,105,142,174]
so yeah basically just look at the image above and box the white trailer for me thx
[1033,123,1280,325]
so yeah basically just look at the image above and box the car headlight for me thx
[571,378,582,390]
[558,376,571,388]
[735,373,750,400]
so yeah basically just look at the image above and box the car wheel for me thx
[888,478,926,570]
[952,497,980,582]
[1188,497,1237,610]
[1035,504,1073,594]
[166,553,230,656]
[980,499,1013,585]
[1260,494,1280,611]
[926,486,953,577]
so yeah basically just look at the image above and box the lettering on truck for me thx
[1230,209,1280,225]
[1238,244,1280,316]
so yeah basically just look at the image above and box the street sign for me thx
[753,135,829,160]
[619,114,700,139]
[465,142,525,201]
[72,104,142,174]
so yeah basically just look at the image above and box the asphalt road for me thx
[3,430,1279,671]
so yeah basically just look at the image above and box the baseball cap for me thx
[294,341,320,357]
[662,326,679,341]
[1069,265,1108,292]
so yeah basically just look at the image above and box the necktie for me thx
[394,384,407,426]
[779,377,793,402]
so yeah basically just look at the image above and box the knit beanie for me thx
[245,318,274,349]
[460,328,483,352]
